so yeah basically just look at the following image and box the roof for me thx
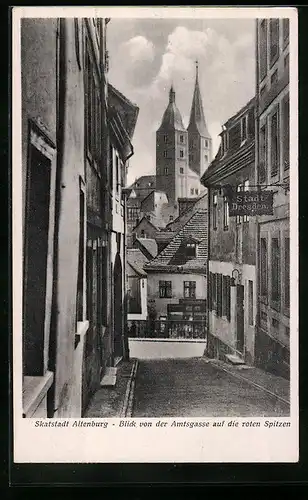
[136,238,158,259]
[145,209,208,273]
[108,84,139,139]
[158,86,186,132]
[187,65,211,138]
[127,248,148,277]
[132,215,160,232]
[129,175,156,190]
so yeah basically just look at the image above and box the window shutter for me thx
[226,275,231,322]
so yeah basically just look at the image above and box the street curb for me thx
[120,359,139,418]
[207,359,290,407]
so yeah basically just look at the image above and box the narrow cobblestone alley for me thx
[132,358,290,418]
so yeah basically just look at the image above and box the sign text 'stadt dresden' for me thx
[228,190,274,216]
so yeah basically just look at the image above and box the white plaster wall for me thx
[128,338,207,359]
[147,272,207,317]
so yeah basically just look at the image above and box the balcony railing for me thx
[127,319,206,340]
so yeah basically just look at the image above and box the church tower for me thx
[156,85,189,205]
[187,62,212,177]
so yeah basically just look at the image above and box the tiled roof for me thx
[127,249,148,277]
[136,238,158,259]
[145,209,208,273]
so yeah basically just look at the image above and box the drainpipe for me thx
[47,18,67,417]
[122,187,130,361]
[206,186,211,355]
[255,19,261,367]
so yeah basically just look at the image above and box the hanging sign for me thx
[227,190,274,216]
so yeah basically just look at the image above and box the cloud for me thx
[110,22,255,185]
[123,35,155,63]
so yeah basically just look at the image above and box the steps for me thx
[100,366,117,387]
[225,353,245,366]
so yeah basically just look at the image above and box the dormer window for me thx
[222,132,228,154]
[241,115,248,143]
[186,242,197,258]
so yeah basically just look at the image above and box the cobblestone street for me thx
[132,358,290,418]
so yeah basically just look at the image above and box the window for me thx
[222,132,228,154]
[140,229,145,237]
[164,135,168,143]
[127,207,140,222]
[223,196,229,229]
[159,280,172,298]
[271,237,280,306]
[243,180,249,223]
[284,53,289,70]
[222,275,231,319]
[180,149,184,158]
[271,69,278,85]
[184,281,196,298]
[269,19,279,66]
[270,108,280,177]
[180,167,184,174]
[195,189,198,195]
[213,193,218,229]
[116,155,120,192]
[241,115,248,143]
[190,188,194,195]
[248,280,254,326]
[282,96,290,171]
[212,273,217,311]
[164,167,169,175]
[260,19,268,80]
[186,242,196,258]
[283,18,289,42]
[205,139,209,148]
[180,135,184,143]
[204,154,208,162]
[109,144,114,190]
[169,215,174,221]
[23,142,53,376]
[285,237,290,309]
[217,274,223,317]
[85,40,101,166]
[259,123,267,183]
[260,238,268,298]
[163,150,168,158]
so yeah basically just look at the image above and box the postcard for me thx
[12,6,298,464]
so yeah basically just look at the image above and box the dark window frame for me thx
[183,281,196,299]
[159,280,172,298]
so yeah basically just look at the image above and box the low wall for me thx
[128,338,207,360]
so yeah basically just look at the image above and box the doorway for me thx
[236,284,245,354]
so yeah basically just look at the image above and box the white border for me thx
[12,6,298,464]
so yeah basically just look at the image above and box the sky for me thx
[107,18,256,186]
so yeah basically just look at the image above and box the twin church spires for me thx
[156,62,212,204]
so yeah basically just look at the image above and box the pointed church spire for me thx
[158,84,185,131]
[169,84,176,104]
[188,62,210,137]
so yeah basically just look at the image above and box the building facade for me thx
[21,18,139,418]
[255,18,290,378]
[145,208,208,322]
[201,98,257,365]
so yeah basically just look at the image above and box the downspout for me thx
[206,186,211,355]
[255,19,261,366]
[122,187,130,361]
[47,18,67,417]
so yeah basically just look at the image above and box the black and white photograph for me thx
[13,6,298,463]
